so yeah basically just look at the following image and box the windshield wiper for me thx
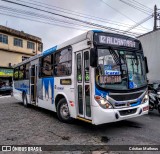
[133,54,140,73]
[108,46,120,65]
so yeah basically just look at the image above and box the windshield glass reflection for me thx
[96,48,147,90]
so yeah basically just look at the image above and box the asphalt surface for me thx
[0,97,160,154]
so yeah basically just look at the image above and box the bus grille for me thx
[110,92,143,101]
[119,108,137,116]
[114,101,140,108]
[115,103,126,107]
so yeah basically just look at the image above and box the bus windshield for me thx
[96,48,147,90]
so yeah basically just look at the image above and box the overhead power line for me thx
[101,0,150,30]
[119,0,152,15]
[0,5,143,36]
[125,15,153,32]
[0,12,96,31]
[1,0,142,36]
[0,5,142,36]
[121,0,153,13]
[131,0,153,12]
[14,0,137,28]
[11,0,149,31]
[0,5,148,31]
[0,5,102,30]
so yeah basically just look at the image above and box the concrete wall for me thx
[0,50,31,67]
[139,30,160,83]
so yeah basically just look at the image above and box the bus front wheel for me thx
[57,98,73,123]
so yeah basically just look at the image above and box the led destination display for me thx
[99,35,136,48]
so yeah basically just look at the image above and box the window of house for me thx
[27,41,35,50]
[22,56,30,61]
[40,54,53,77]
[0,34,8,44]
[38,43,43,52]
[54,47,72,76]
[14,38,23,47]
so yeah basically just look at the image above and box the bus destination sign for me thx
[99,35,136,48]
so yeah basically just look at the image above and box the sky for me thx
[0,0,160,50]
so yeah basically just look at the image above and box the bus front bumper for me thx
[92,102,149,125]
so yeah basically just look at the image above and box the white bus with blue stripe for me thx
[13,30,149,125]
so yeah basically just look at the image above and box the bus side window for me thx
[39,58,42,77]
[54,47,72,76]
[13,67,19,80]
[25,63,30,80]
[40,54,53,77]
[84,51,89,82]
[77,53,82,83]
[19,65,25,80]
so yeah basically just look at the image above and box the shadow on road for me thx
[14,101,154,145]
[16,101,144,133]
[16,102,59,119]
[73,118,142,130]
[148,110,160,117]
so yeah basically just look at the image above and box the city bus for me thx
[13,30,149,125]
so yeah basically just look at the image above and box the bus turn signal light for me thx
[94,95,101,100]
[143,106,149,111]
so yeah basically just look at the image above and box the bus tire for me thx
[22,93,28,107]
[57,98,73,123]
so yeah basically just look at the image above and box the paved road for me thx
[0,97,160,154]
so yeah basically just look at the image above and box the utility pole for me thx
[158,9,160,29]
[153,5,157,30]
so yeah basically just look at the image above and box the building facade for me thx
[0,25,43,87]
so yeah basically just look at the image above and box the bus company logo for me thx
[2,146,12,151]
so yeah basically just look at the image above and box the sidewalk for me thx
[0,95,11,99]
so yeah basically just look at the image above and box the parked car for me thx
[0,85,12,94]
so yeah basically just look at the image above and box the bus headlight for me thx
[142,94,149,104]
[95,95,113,109]
[157,92,160,98]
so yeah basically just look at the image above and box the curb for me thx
[0,95,11,99]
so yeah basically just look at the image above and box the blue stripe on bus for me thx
[43,46,57,56]
[42,77,54,104]
[15,88,28,94]
[95,86,109,98]
[15,83,29,94]
[130,99,141,107]
[92,30,103,33]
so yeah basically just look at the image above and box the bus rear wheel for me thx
[57,98,73,123]
[22,93,28,107]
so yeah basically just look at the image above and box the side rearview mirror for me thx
[90,48,97,67]
[144,56,149,74]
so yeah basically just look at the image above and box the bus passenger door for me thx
[30,64,37,104]
[76,50,91,120]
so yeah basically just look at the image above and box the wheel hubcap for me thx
[60,103,70,119]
